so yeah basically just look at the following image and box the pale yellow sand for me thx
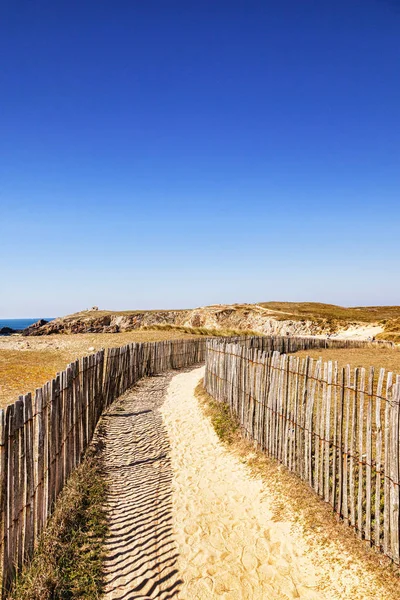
[161,367,322,599]
[161,367,397,600]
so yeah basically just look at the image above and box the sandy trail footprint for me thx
[161,366,323,600]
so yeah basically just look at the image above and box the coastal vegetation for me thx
[7,448,107,600]
[257,302,400,340]
[141,322,260,337]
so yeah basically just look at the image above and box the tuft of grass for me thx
[194,380,240,444]
[376,318,400,343]
[7,443,107,600]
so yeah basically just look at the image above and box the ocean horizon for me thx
[0,318,55,331]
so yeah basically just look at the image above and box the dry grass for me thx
[0,350,74,409]
[195,380,400,598]
[194,380,240,445]
[0,329,201,409]
[141,323,260,337]
[7,443,107,600]
[376,318,400,343]
[258,301,400,323]
[295,347,400,377]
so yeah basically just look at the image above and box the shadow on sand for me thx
[100,374,182,600]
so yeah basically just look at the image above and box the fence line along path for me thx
[204,339,400,566]
[0,333,394,595]
[0,338,207,597]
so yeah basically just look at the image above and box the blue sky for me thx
[1,0,399,317]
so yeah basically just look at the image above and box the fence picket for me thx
[374,368,385,549]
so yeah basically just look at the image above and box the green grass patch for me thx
[194,380,240,444]
[7,443,107,600]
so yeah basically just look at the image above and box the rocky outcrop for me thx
[176,306,322,336]
[22,319,48,336]
[0,327,17,336]
[22,306,327,338]
[21,304,384,340]
[24,311,189,336]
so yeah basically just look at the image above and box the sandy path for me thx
[101,373,181,600]
[101,366,396,600]
[161,367,323,600]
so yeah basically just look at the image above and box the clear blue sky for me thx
[1,0,399,317]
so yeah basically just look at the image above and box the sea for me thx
[0,318,54,331]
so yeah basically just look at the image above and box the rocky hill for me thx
[22,302,400,341]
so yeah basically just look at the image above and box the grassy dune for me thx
[258,301,400,322]
[257,302,400,340]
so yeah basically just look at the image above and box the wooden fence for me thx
[0,337,208,596]
[239,334,394,353]
[205,340,400,565]
[0,333,395,594]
